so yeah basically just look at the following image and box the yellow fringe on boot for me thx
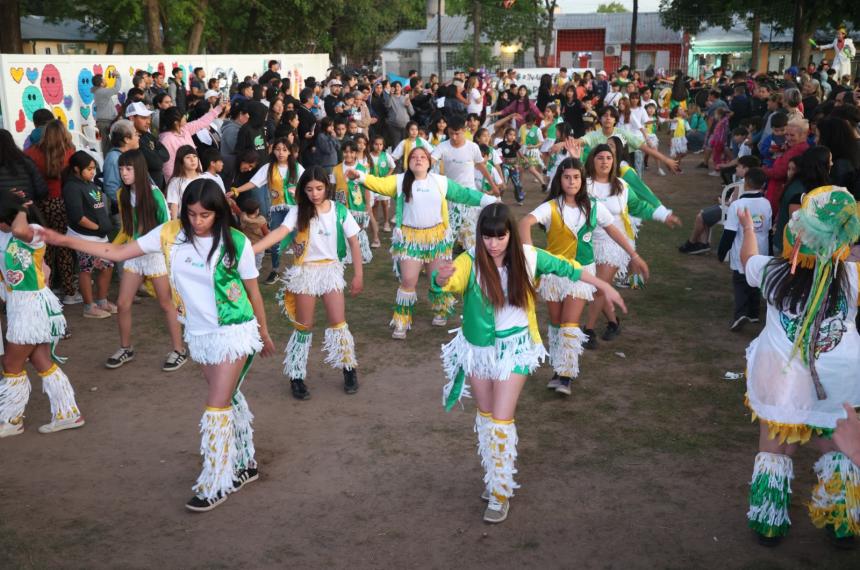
[808,452,860,537]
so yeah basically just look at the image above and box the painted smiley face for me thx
[104,65,118,88]
[40,64,63,104]
[77,68,94,104]
[52,106,68,128]
[21,86,45,121]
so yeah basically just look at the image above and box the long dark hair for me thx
[546,157,591,221]
[606,135,632,168]
[160,107,184,133]
[118,149,159,235]
[762,259,848,316]
[585,143,625,196]
[0,188,45,226]
[179,178,238,264]
[474,202,535,310]
[0,129,29,174]
[295,166,332,233]
[171,145,200,181]
[401,146,433,203]
[798,146,832,190]
[817,117,860,169]
[267,137,299,188]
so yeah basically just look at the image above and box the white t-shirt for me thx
[166,175,200,206]
[484,265,529,330]
[400,176,448,228]
[628,106,649,132]
[724,193,772,273]
[136,225,259,335]
[200,171,226,192]
[391,138,432,161]
[530,199,614,235]
[467,88,483,114]
[431,140,484,189]
[281,202,360,262]
[250,162,305,188]
[588,180,628,234]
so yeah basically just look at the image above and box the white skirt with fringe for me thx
[670,136,687,157]
[592,228,633,278]
[345,211,373,264]
[6,287,66,345]
[283,261,346,296]
[536,263,596,302]
[185,319,263,365]
[124,252,167,277]
[441,327,547,384]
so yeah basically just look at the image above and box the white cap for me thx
[125,102,153,118]
[597,70,607,77]
[204,89,220,99]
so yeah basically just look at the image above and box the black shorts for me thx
[701,204,722,227]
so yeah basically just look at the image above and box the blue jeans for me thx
[502,163,524,202]
[268,207,289,270]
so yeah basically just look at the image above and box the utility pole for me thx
[437,0,443,79]
[629,0,638,71]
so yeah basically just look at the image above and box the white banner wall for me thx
[0,53,329,148]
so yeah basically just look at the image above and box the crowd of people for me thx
[0,57,858,539]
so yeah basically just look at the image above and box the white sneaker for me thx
[62,293,83,305]
[481,488,491,501]
[483,496,510,523]
[391,326,407,340]
[0,421,24,438]
[707,171,720,177]
[38,415,85,434]
[432,316,447,327]
[83,305,111,319]
[658,167,667,176]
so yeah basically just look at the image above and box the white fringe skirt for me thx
[536,263,596,302]
[441,327,547,384]
[5,287,66,345]
[283,261,346,296]
[124,252,167,277]
[185,319,263,365]
[592,228,634,279]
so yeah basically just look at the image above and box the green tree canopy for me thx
[597,2,628,13]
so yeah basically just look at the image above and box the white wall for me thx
[0,53,329,149]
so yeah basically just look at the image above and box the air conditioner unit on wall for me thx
[604,45,622,57]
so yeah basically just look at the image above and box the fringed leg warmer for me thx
[546,325,559,370]
[808,451,860,538]
[284,328,312,379]
[231,390,256,472]
[748,452,793,538]
[323,322,358,371]
[555,323,586,379]
[39,364,81,423]
[391,288,417,331]
[0,371,31,429]
[475,410,493,478]
[487,419,520,506]
[193,406,236,500]
[428,288,456,320]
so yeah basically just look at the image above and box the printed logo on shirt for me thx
[751,214,766,231]
[779,293,848,357]
[582,231,593,243]
[184,256,205,269]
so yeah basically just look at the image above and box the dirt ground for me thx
[1,153,857,569]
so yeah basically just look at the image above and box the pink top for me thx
[158,107,219,180]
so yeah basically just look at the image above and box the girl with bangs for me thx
[109,150,187,373]
[42,179,275,512]
[519,148,649,396]
[432,203,626,524]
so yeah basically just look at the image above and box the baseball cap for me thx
[597,70,607,77]
[204,89,220,99]
[330,79,343,87]
[126,102,153,118]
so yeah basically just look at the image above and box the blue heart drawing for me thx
[63,95,73,109]
[117,92,126,104]
[68,119,75,130]
[80,106,90,119]
[25,67,38,83]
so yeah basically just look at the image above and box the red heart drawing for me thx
[158,62,165,76]
[93,64,103,75]
[14,109,25,132]
[6,269,24,286]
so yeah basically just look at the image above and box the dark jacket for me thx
[0,156,49,202]
[139,131,169,190]
[312,133,339,168]
[63,175,113,238]
[236,102,270,167]
[296,104,317,162]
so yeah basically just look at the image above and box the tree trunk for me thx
[790,0,803,66]
[472,0,481,69]
[144,0,164,54]
[187,0,209,54]
[629,0,638,70]
[243,5,259,52]
[0,0,23,54]
[106,40,115,55]
[750,15,761,72]
[159,1,171,52]
[541,0,557,64]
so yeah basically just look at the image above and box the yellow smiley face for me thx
[104,65,118,88]
[52,106,68,128]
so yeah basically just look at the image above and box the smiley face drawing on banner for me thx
[22,86,46,121]
[40,64,63,105]
[78,68,94,105]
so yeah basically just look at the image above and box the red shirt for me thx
[24,146,73,199]
[763,141,809,216]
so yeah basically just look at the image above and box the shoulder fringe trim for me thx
[323,325,357,370]
[0,372,31,423]
[40,366,80,421]
[185,320,263,365]
[193,408,236,500]
[555,326,586,378]
[231,390,256,471]
[283,330,312,379]
[808,451,860,537]
[747,452,793,537]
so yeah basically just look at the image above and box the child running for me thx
[432,203,626,523]
[0,192,84,437]
[253,167,364,400]
[43,179,275,512]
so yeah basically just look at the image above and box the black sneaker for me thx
[185,491,228,512]
[555,377,572,396]
[343,368,358,394]
[602,319,621,341]
[541,184,548,193]
[290,378,310,400]
[748,316,761,324]
[755,532,783,548]
[265,271,279,285]
[826,524,857,550]
[730,315,750,332]
[678,241,710,255]
[582,329,598,350]
[105,346,134,369]
[233,467,259,492]
[696,162,708,169]
[162,350,188,372]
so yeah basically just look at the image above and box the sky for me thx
[557,0,662,13]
